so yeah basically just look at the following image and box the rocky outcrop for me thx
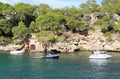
[47,27,120,52]
[47,42,79,53]
[27,28,120,53]
[0,44,21,52]
[78,28,120,51]
[84,13,120,25]
[1,27,120,53]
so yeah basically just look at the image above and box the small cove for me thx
[0,51,120,79]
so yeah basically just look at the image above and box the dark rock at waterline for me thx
[47,49,61,54]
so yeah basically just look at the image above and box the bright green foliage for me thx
[0,36,11,45]
[0,36,5,45]
[0,2,13,15]
[104,31,112,37]
[29,21,40,33]
[35,31,59,44]
[80,3,90,13]
[36,12,64,31]
[102,0,120,14]
[95,15,112,28]
[95,14,115,37]
[1,3,14,15]
[12,22,28,40]
[34,4,50,16]
[0,19,7,30]
[0,19,12,36]
[66,18,81,30]
[80,0,100,13]
[62,6,81,20]
[114,20,120,31]
[15,3,34,15]
[1,0,120,44]
[14,3,35,26]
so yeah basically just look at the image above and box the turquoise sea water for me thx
[0,51,120,79]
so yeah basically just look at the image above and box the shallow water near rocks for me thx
[0,51,120,79]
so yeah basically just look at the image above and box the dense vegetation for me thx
[0,0,120,45]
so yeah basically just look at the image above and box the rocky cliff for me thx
[1,27,120,53]
[54,27,120,52]
[26,27,120,53]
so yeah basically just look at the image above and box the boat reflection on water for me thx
[89,59,110,66]
[89,58,111,79]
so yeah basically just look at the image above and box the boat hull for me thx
[10,50,24,55]
[89,56,111,59]
[44,55,59,59]
[89,51,112,59]
[89,54,111,59]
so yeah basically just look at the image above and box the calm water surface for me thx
[0,51,120,79]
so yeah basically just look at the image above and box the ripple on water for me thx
[0,52,120,79]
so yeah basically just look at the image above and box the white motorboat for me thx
[10,50,25,55]
[89,51,111,59]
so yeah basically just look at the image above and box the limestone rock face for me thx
[1,27,120,53]
[78,28,120,51]
[29,33,45,52]
[28,29,120,53]
[0,44,21,52]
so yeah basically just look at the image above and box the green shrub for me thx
[36,31,59,44]
[104,31,112,37]
[0,37,12,45]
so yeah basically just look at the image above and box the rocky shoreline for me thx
[1,28,120,53]
[47,28,120,53]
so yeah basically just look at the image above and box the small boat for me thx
[10,50,25,55]
[44,54,59,59]
[89,51,111,59]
